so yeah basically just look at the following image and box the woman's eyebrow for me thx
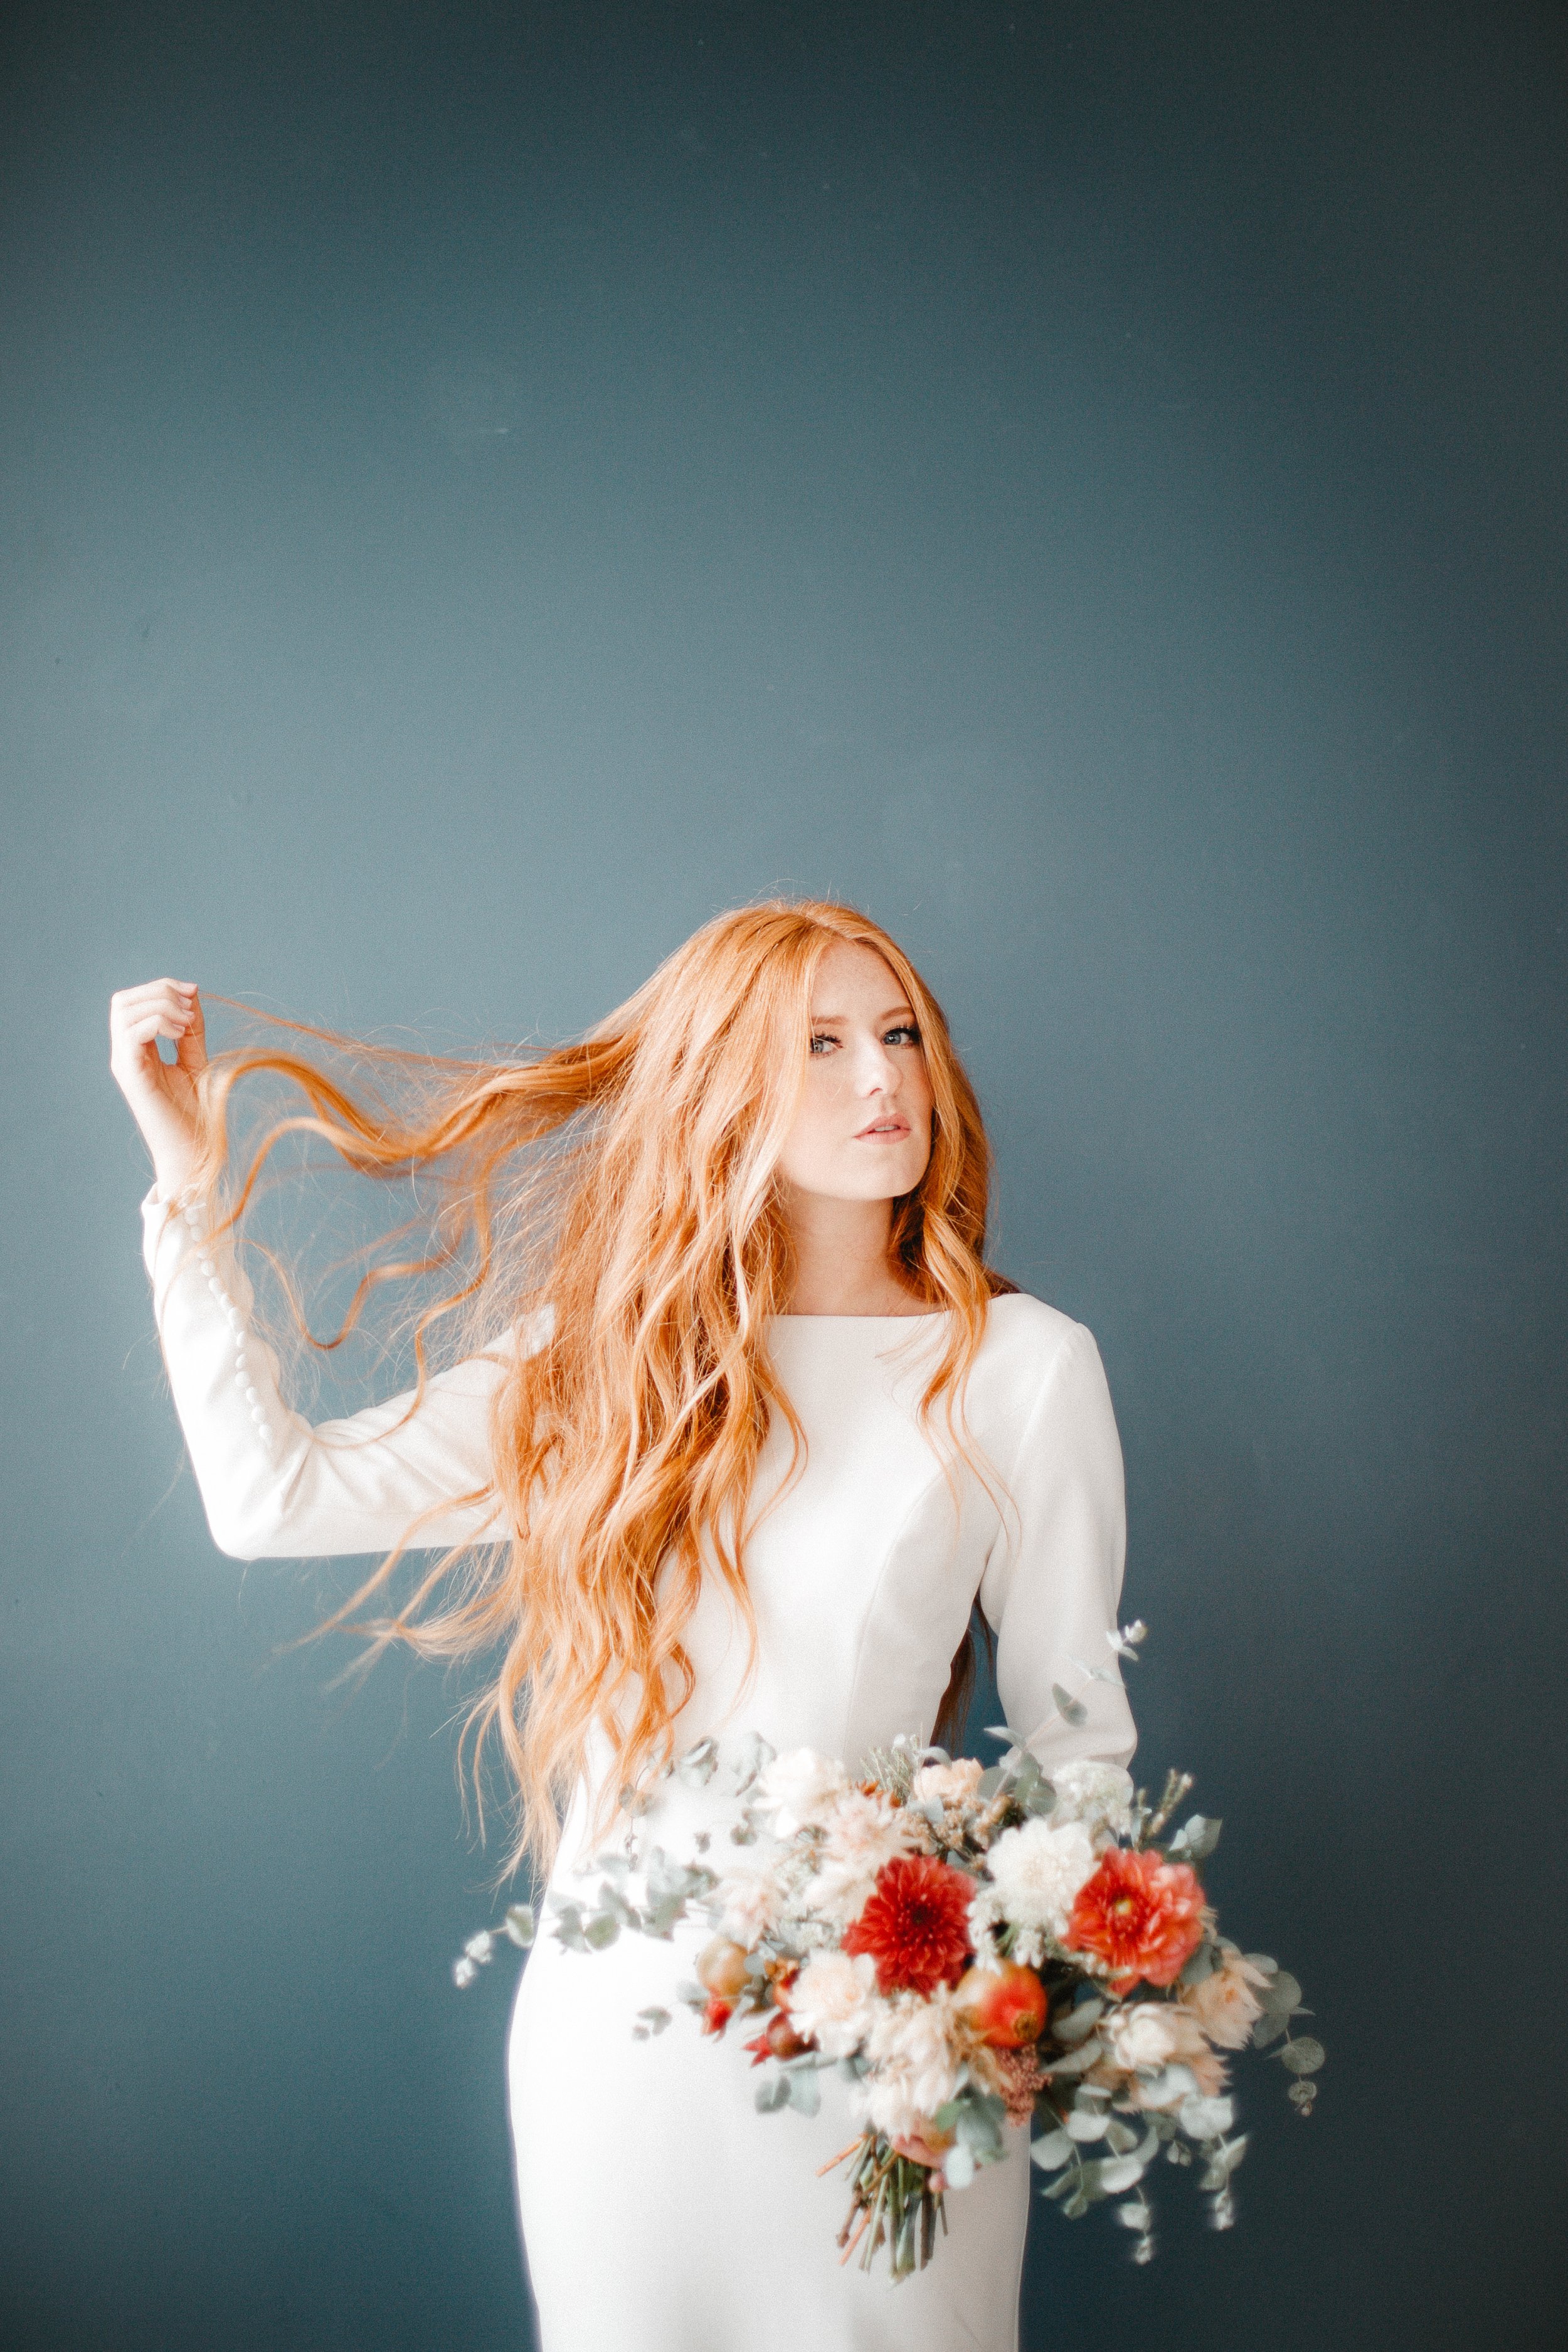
[807,1004,917,1027]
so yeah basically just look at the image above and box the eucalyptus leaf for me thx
[1251,2011,1287,2049]
[633,2006,671,2037]
[502,1904,537,1949]
[675,1737,719,1787]
[1244,1953,1278,1976]
[1104,2119,1138,2155]
[584,1912,620,1949]
[1054,1998,1104,2046]
[1179,2094,1234,2141]
[1136,2063,1196,2108]
[1094,2154,1149,2195]
[1030,2129,1074,2169]
[1115,2200,1151,2232]
[755,2073,790,2113]
[1179,1940,1217,1986]
[954,2097,1005,2159]
[1200,2133,1249,2186]
[944,2144,976,2190]
[1062,2191,1090,2220]
[551,1903,589,1952]
[1052,1683,1089,1728]
[1259,1970,1303,2015]
[1042,2038,1104,2077]
[728,1731,775,1793]
[1168,1814,1222,1861]
[1279,2037,1326,2076]
[1067,2109,1110,2143]
[787,2067,821,2117]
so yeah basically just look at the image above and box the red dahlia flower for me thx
[842,1855,974,1995]
[1062,1847,1205,1989]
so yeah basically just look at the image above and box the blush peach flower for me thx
[1099,2001,1229,2102]
[911,1758,985,1808]
[1180,1944,1271,2050]
[806,1790,918,1922]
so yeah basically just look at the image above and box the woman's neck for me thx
[779,1188,928,1316]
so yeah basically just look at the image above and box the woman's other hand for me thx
[109,978,208,1199]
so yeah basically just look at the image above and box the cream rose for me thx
[787,1949,879,2058]
[1101,2001,1229,2103]
[858,1989,964,2142]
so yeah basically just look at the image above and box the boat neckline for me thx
[772,1311,944,1322]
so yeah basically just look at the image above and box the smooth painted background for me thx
[3,4,1564,2347]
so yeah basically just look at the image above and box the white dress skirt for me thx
[142,1189,1138,2352]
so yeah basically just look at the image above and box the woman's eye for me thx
[809,1032,838,1055]
[885,1024,921,1047]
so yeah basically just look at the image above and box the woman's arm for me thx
[977,1320,1138,1775]
[144,1185,518,1560]
[114,979,517,1562]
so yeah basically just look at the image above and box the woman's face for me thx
[775,941,935,1202]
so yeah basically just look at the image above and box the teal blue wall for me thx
[3,4,1563,2345]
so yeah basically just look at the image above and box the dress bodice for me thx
[141,1189,1136,1883]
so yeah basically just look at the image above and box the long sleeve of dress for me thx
[977,1318,1137,1777]
[141,1187,516,1560]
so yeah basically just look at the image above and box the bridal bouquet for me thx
[457,1624,1322,2280]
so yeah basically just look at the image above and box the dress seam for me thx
[839,1450,978,1756]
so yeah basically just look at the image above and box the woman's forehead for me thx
[808,940,908,1012]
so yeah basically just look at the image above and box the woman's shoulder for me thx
[982,1285,1094,1355]
[973,1288,1106,1414]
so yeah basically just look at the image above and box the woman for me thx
[110,899,1136,2352]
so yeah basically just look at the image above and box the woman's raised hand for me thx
[109,978,208,1200]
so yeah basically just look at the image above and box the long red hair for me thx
[191,901,1007,1873]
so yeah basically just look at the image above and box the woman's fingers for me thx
[109,980,207,1091]
[110,981,198,1044]
[174,988,207,1073]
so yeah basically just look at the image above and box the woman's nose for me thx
[856,1035,899,1093]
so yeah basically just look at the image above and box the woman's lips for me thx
[856,1117,910,1140]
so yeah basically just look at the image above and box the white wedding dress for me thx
[142,1187,1137,2352]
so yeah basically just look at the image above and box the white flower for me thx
[787,1950,879,2057]
[1101,2003,1184,2074]
[805,1790,916,1923]
[755,1748,849,1836]
[1047,1759,1135,1843]
[713,1848,788,1947]
[858,1989,964,2142]
[911,1758,985,1808]
[984,1816,1098,1938]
